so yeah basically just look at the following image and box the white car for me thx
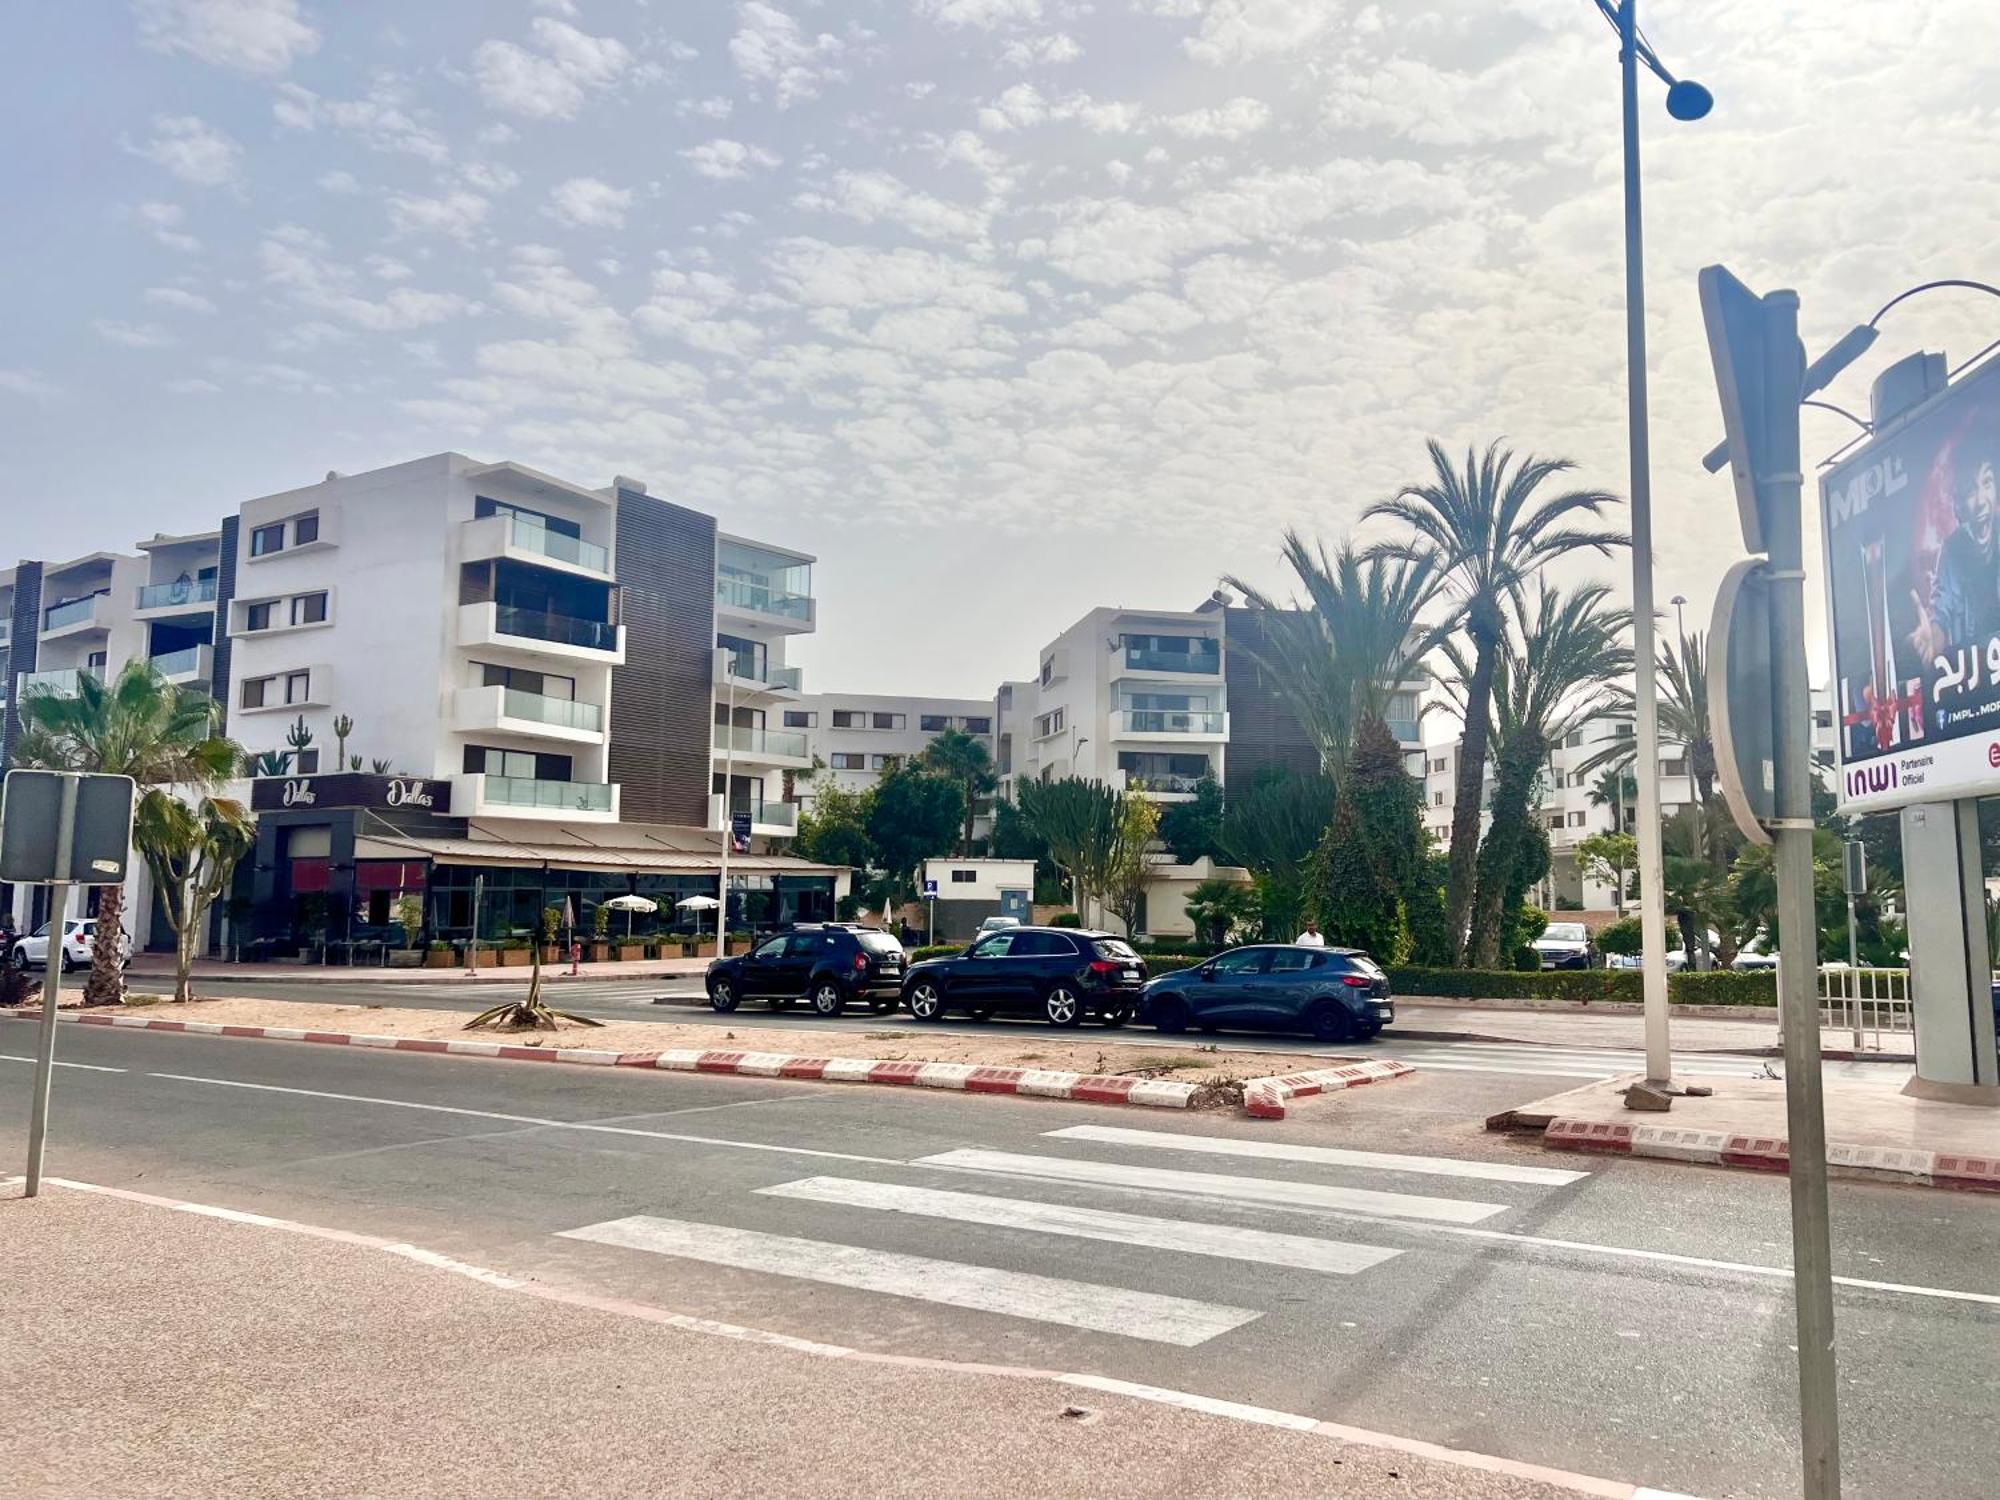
[1607,948,1691,972]
[10,918,131,973]
[1532,921,1593,969]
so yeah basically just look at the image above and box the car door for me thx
[779,932,829,994]
[1247,946,1318,1027]
[740,935,790,997]
[1186,947,1272,1030]
[952,930,1016,1003]
[1007,930,1075,1009]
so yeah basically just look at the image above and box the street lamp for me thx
[1592,0,1710,1086]
[1670,594,1687,640]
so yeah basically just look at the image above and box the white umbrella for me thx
[675,895,720,911]
[603,893,657,938]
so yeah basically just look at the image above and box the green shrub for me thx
[1668,970,1776,1006]
[1384,966,1780,1006]
[1595,917,1644,956]
[1049,911,1082,927]
[906,944,963,962]
[1509,946,1540,972]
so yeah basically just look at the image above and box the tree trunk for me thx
[1467,734,1544,968]
[1445,632,1499,965]
[962,783,976,857]
[85,882,127,1006]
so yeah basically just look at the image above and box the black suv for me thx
[901,927,1147,1027]
[1137,945,1393,1042]
[706,924,907,1017]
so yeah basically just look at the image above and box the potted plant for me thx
[495,937,529,968]
[590,903,611,963]
[423,940,454,969]
[539,905,563,964]
[387,892,426,967]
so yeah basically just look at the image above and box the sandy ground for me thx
[1,1184,1581,1500]
[108,995,1342,1085]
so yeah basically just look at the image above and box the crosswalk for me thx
[553,1123,1591,1349]
[1398,1039,1907,1085]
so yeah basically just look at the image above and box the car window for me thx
[1209,947,1268,976]
[754,936,788,959]
[785,933,830,957]
[32,923,50,938]
[1543,923,1588,943]
[1267,948,1316,972]
[1347,952,1385,977]
[1090,939,1139,961]
[969,933,1015,958]
[1013,931,1073,957]
[857,932,902,954]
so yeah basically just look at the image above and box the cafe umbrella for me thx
[603,893,658,938]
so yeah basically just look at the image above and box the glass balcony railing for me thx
[481,775,614,812]
[137,577,219,610]
[723,797,799,832]
[1118,709,1225,735]
[712,724,809,759]
[1121,643,1220,674]
[42,596,104,632]
[500,688,603,733]
[20,666,99,697]
[1385,718,1422,744]
[509,517,609,573]
[721,655,803,691]
[717,577,812,620]
[149,646,208,678]
[492,605,618,652]
[1124,771,1211,794]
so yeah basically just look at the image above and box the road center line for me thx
[0,1054,127,1073]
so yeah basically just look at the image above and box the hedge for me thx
[1385,967,1779,1006]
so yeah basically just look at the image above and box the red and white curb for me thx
[1243,1060,1416,1120]
[1543,1118,2000,1192]
[5,1009,1198,1111]
[8,1175,1697,1500]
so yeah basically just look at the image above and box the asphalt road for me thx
[3,1022,1990,1498]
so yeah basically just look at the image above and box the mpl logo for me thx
[1846,762,1897,798]
[1825,454,1908,527]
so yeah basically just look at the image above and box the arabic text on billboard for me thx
[1821,357,2000,810]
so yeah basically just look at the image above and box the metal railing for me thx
[717,577,812,620]
[1817,966,1912,1052]
[500,687,603,732]
[137,577,219,610]
[712,724,810,759]
[509,516,609,573]
[42,595,104,632]
[492,605,618,652]
[149,645,208,679]
[1117,709,1225,735]
[480,775,614,812]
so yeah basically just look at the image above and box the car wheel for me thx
[709,978,740,1013]
[1150,996,1189,1034]
[906,980,946,1021]
[1306,1000,1351,1044]
[811,980,846,1018]
[1354,1022,1382,1043]
[60,953,76,974]
[8,948,25,972]
[869,994,900,1016]
[1098,1004,1131,1028]
[1043,984,1083,1028]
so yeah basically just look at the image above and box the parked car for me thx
[1532,921,1593,970]
[10,917,131,973]
[1137,944,1394,1043]
[1607,948,1691,972]
[705,924,906,1017]
[901,926,1146,1027]
[976,915,1021,934]
[1731,938,1777,972]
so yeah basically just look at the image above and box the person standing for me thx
[1294,918,1326,947]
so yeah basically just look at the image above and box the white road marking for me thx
[760,1177,1403,1275]
[918,1149,1508,1224]
[0,1054,126,1073]
[1044,1125,1590,1187]
[556,1214,1260,1346]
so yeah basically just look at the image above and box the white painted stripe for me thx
[1055,1373,1319,1431]
[556,1214,1259,1347]
[760,1177,1403,1276]
[1045,1125,1589,1187]
[380,1242,526,1288]
[0,1054,126,1073]
[918,1149,1508,1224]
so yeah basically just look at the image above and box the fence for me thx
[1816,966,1912,1052]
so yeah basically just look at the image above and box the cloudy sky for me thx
[6,1,1999,699]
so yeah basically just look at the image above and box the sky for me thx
[4,1,1999,704]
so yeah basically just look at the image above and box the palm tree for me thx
[1588,766,1638,835]
[1578,628,1715,804]
[15,662,241,1005]
[1366,440,1626,963]
[1442,582,1632,967]
[1223,531,1442,777]
[133,792,255,1003]
[915,726,997,855]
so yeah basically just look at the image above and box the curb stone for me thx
[1243,1060,1417,1120]
[1540,1116,2000,1191]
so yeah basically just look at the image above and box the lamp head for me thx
[1665,78,1713,121]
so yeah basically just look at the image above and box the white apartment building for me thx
[788,691,995,812]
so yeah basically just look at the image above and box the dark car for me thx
[902,926,1147,1027]
[1137,944,1394,1043]
[706,924,906,1017]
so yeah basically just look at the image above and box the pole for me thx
[1761,288,1842,1499]
[466,873,483,977]
[1618,0,1673,1084]
[716,664,736,961]
[1845,889,1862,1049]
[26,777,80,1197]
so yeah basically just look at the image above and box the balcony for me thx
[716,540,815,633]
[1112,766,1213,802]
[1385,718,1422,745]
[709,793,799,838]
[135,577,219,615]
[149,644,213,685]
[457,601,624,665]
[453,684,606,744]
[451,772,619,823]
[719,655,804,697]
[1114,641,1220,679]
[716,576,815,629]
[18,666,100,698]
[0,621,10,648]
[461,513,611,579]
[41,594,109,638]
[712,723,812,766]
[1112,709,1228,740]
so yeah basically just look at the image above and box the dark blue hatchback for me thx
[1137,945,1394,1043]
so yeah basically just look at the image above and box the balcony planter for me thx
[617,943,647,963]
[424,946,455,969]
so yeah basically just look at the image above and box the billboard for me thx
[1821,355,2000,811]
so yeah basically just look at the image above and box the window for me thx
[291,591,327,626]
[1209,948,1268,976]
[478,662,575,698]
[920,714,951,732]
[950,869,977,884]
[464,744,570,780]
[831,710,863,729]
[245,601,274,632]
[1268,948,1317,973]
[284,671,311,704]
[1564,730,1587,748]
[871,753,901,771]
[1429,757,1447,773]
[295,749,320,773]
[1433,791,1445,806]
[1813,709,1833,729]
[1569,811,1586,827]
[961,716,991,734]
[1039,659,1055,687]
[1034,708,1065,738]
[241,676,268,709]
[1011,931,1075,957]
[1663,757,1688,777]
[292,511,320,545]
[830,752,866,771]
[873,712,905,730]
[782,710,816,728]
[250,523,285,557]
[968,932,1016,958]
[1547,815,1565,830]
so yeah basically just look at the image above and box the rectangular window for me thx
[782,710,816,728]
[951,869,976,884]
[1034,708,1065,738]
[961,716,991,734]
[292,511,320,545]
[830,752,865,770]
[1569,811,1586,827]
[871,753,901,771]
[241,676,268,709]
[1548,815,1565,830]
[250,523,285,557]
[245,600,273,632]
[873,712,905,730]
[291,591,328,626]
[1039,660,1054,687]
[1433,791,1444,806]
[284,671,311,704]
[920,714,950,732]
[831,710,863,729]
[295,749,320,773]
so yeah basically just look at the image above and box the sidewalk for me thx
[127,953,715,984]
[1,1182,1598,1500]
[1393,1001,1913,1061]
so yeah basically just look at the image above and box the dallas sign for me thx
[250,773,446,814]
[1821,355,2000,812]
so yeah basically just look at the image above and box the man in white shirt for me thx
[1294,918,1326,947]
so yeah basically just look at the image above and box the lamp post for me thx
[1597,0,1710,1084]
[1670,593,1688,641]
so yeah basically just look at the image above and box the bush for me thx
[906,944,963,962]
[1595,917,1644,957]
[1668,970,1776,1006]
[1385,966,1781,1006]
[1509,946,1540,972]
[1049,911,1082,927]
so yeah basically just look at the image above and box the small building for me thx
[920,857,1036,941]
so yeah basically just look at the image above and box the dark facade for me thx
[1222,606,1322,786]
[2,560,43,766]
[607,487,717,826]
[210,514,240,725]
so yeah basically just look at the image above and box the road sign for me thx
[0,770,136,883]
[1699,265,1777,554]
[1843,840,1867,897]
[1710,558,1775,845]
[922,877,938,897]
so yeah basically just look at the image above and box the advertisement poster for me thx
[1821,356,2000,811]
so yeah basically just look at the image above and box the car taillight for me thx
[854,952,869,971]
[1088,960,1121,976]
[1340,975,1372,988]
